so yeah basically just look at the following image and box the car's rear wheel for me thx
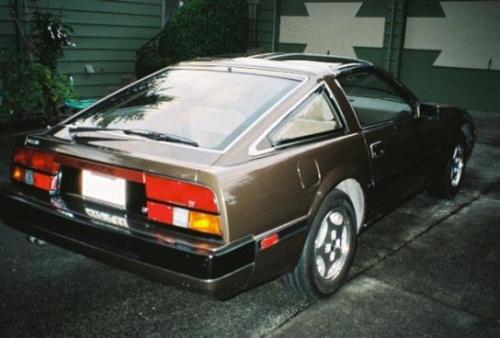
[281,190,357,300]
[430,138,467,198]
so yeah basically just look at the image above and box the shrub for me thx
[30,11,75,71]
[0,7,75,122]
[136,0,249,77]
[135,46,173,80]
[0,55,74,121]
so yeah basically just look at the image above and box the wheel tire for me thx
[281,190,357,301]
[430,138,467,199]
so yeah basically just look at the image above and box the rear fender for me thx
[308,167,367,233]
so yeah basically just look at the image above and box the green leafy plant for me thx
[0,4,76,122]
[136,0,249,77]
[30,11,75,71]
[1,55,74,121]
[135,46,174,80]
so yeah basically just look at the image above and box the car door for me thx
[413,103,450,181]
[337,69,424,216]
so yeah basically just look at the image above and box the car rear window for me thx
[67,69,299,150]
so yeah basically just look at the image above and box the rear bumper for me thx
[0,187,255,300]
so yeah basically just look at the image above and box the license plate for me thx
[81,170,126,209]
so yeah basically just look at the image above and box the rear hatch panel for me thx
[11,133,229,242]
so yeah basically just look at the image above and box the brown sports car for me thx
[0,53,476,300]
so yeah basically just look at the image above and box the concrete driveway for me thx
[0,112,499,337]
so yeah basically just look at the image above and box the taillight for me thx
[12,147,60,192]
[189,210,221,236]
[14,147,60,174]
[11,147,222,236]
[145,175,218,213]
[145,175,222,236]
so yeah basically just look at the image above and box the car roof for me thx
[175,53,372,79]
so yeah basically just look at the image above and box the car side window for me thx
[338,71,414,127]
[269,86,342,145]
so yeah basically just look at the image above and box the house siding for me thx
[256,0,500,113]
[256,0,276,52]
[0,0,162,99]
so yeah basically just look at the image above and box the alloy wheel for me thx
[450,145,465,187]
[313,209,352,281]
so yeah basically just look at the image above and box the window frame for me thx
[249,82,349,156]
[269,86,344,146]
[337,68,419,130]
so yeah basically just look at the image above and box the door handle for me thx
[370,141,384,159]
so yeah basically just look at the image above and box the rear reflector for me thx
[260,234,280,250]
[145,174,218,213]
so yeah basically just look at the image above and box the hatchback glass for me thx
[66,69,299,150]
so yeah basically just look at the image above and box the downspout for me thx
[161,0,166,28]
[271,0,281,52]
[382,0,408,78]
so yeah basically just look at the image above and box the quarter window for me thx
[338,71,414,127]
[270,87,342,145]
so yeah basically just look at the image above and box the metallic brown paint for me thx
[0,54,476,298]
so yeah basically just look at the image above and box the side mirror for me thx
[418,102,440,120]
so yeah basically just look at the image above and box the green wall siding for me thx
[256,0,276,51]
[0,0,162,99]
[400,50,500,113]
[256,0,500,112]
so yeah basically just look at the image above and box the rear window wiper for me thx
[67,126,199,147]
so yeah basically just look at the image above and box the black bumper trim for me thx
[0,189,255,299]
